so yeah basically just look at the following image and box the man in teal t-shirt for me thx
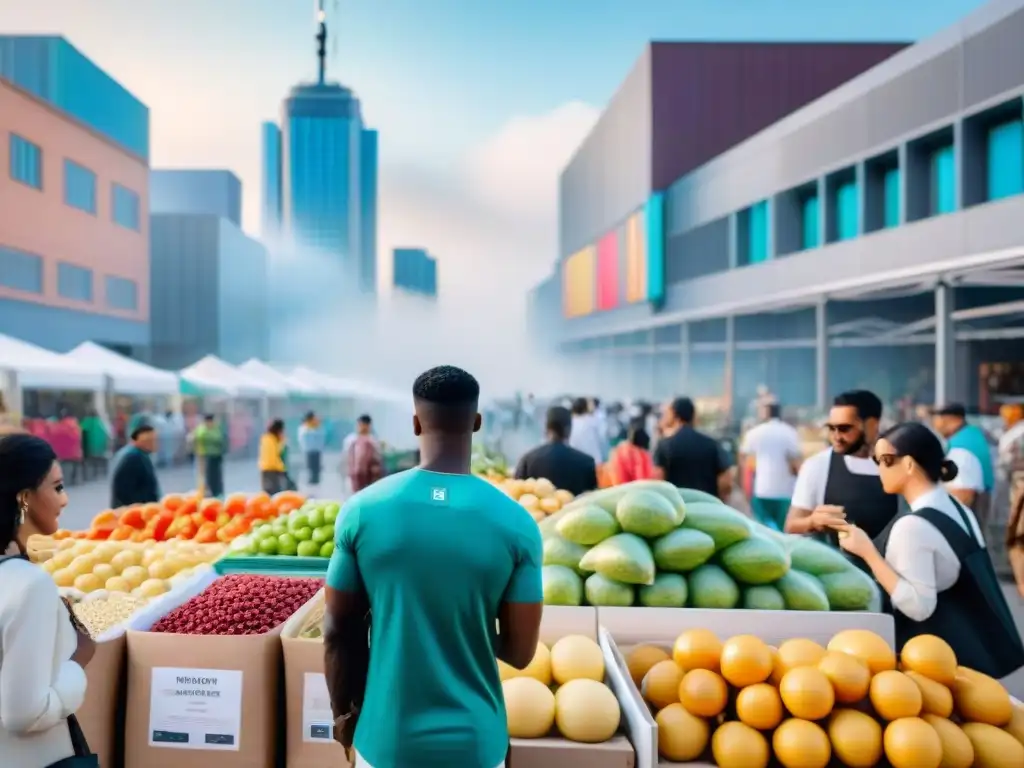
[323,365,544,768]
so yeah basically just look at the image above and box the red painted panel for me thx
[596,231,619,311]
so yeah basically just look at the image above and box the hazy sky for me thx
[0,0,990,389]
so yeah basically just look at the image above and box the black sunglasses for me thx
[872,453,899,468]
[825,423,857,435]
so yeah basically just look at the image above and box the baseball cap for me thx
[930,403,966,418]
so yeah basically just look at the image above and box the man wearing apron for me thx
[786,390,899,544]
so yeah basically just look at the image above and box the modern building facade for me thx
[147,214,268,369]
[392,248,437,298]
[538,1,1024,412]
[0,73,149,353]
[151,169,242,227]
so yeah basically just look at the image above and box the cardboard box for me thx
[280,589,349,768]
[508,606,637,768]
[77,633,125,768]
[598,607,897,767]
[122,571,283,768]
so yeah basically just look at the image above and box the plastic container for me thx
[214,554,328,578]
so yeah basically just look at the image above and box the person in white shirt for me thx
[944,446,985,509]
[739,403,802,530]
[0,434,95,767]
[568,397,607,466]
[831,422,1021,670]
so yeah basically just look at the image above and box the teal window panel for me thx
[57,262,93,301]
[931,146,955,214]
[105,276,138,310]
[645,192,665,302]
[64,159,97,214]
[9,134,42,189]
[800,194,819,249]
[836,181,859,241]
[112,183,140,230]
[987,119,1024,201]
[748,200,769,263]
[883,168,901,228]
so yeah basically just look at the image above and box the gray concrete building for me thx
[536,0,1024,413]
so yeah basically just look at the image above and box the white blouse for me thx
[0,557,87,767]
[885,487,985,623]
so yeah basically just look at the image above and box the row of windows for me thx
[0,245,139,310]
[711,101,1024,273]
[7,133,142,230]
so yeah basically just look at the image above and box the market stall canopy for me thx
[238,359,322,397]
[289,366,412,412]
[180,355,286,398]
[67,342,179,396]
[0,334,105,391]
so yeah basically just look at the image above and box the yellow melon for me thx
[553,679,621,743]
[768,644,786,685]
[655,702,709,761]
[777,638,827,676]
[1005,701,1024,746]
[550,635,604,684]
[904,670,953,718]
[827,629,897,674]
[719,634,773,687]
[711,721,770,768]
[869,670,923,721]
[961,721,1024,768]
[773,718,831,768]
[625,644,670,687]
[827,709,883,768]
[502,677,555,738]
[672,628,723,672]
[921,714,974,768]
[641,659,684,710]
[883,717,942,768]
[817,651,870,704]
[779,666,835,721]
[736,683,784,731]
[678,668,728,718]
[900,634,958,686]
[952,669,1013,726]
[498,642,552,685]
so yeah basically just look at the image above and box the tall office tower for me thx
[261,2,378,296]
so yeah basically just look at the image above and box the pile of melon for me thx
[499,635,622,743]
[491,477,576,522]
[627,628,1024,767]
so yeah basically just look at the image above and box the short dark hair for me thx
[833,390,883,421]
[931,403,966,419]
[670,397,695,423]
[267,418,285,436]
[412,365,480,433]
[131,423,154,440]
[546,406,572,440]
[203,413,215,421]
[571,397,589,416]
[881,421,958,484]
[304,410,316,421]
[627,418,650,450]
[766,402,781,419]
[356,414,372,425]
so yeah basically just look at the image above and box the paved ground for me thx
[58,453,1024,698]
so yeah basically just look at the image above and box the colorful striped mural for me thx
[596,231,619,310]
[562,246,596,318]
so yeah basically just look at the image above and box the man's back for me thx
[517,442,597,496]
[743,419,801,499]
[333,468,542,768]
[654,426,728,496]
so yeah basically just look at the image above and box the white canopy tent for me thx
[180,355,286,398]
[0,334,105,391]
[66,342,179,395]
[238,359,322,397]
[289,366,411,410]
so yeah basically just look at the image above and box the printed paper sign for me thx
[303,672,335,742]
[148,667,243,750]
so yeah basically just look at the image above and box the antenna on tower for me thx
[315,0,327,85]
[331,0,339,60]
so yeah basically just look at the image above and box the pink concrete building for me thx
[0,75,149,351]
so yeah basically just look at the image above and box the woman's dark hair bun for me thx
[939,458,959,483]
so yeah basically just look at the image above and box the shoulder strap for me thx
[948,497,983,548]
[915,507,981,561]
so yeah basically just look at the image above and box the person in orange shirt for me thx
[607,418,655,485]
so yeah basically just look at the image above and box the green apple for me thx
[293,526,313,542]
[271,521,288,537]
[258,537,278,556]
[306,506,325,529]
[319,541,335,558]
[323,502,340,524]
[311,526,331,545]
[297,540,320,557]
[277,533,298,556]
[288,512,310,532]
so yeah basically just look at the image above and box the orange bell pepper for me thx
[120,507,146,529]
[109,525,135,541]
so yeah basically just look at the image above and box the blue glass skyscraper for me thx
[260,8,377,295]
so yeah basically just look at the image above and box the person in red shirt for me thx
[608,418,655,485]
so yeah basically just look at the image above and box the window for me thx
[0,246,43,293]
[800,193,820,249]
[987,119,1024,201]
[57,263,94,302]
[931,146,956,215]
[105,275,138,310]
[9,134,42,189]
[835,182,859,241]
[883,168,901,228]
[747,200,770,264]
[64,159,97,214]
[111,183,140,230]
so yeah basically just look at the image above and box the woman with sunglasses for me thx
[831,422,1008,656]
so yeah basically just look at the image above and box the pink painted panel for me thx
[596,231,619,311]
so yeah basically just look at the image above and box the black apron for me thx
[875,502,1024,677]
[820,450,899,545]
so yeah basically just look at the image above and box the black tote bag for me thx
[911,504,1024,679]
[0,555,99,767]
